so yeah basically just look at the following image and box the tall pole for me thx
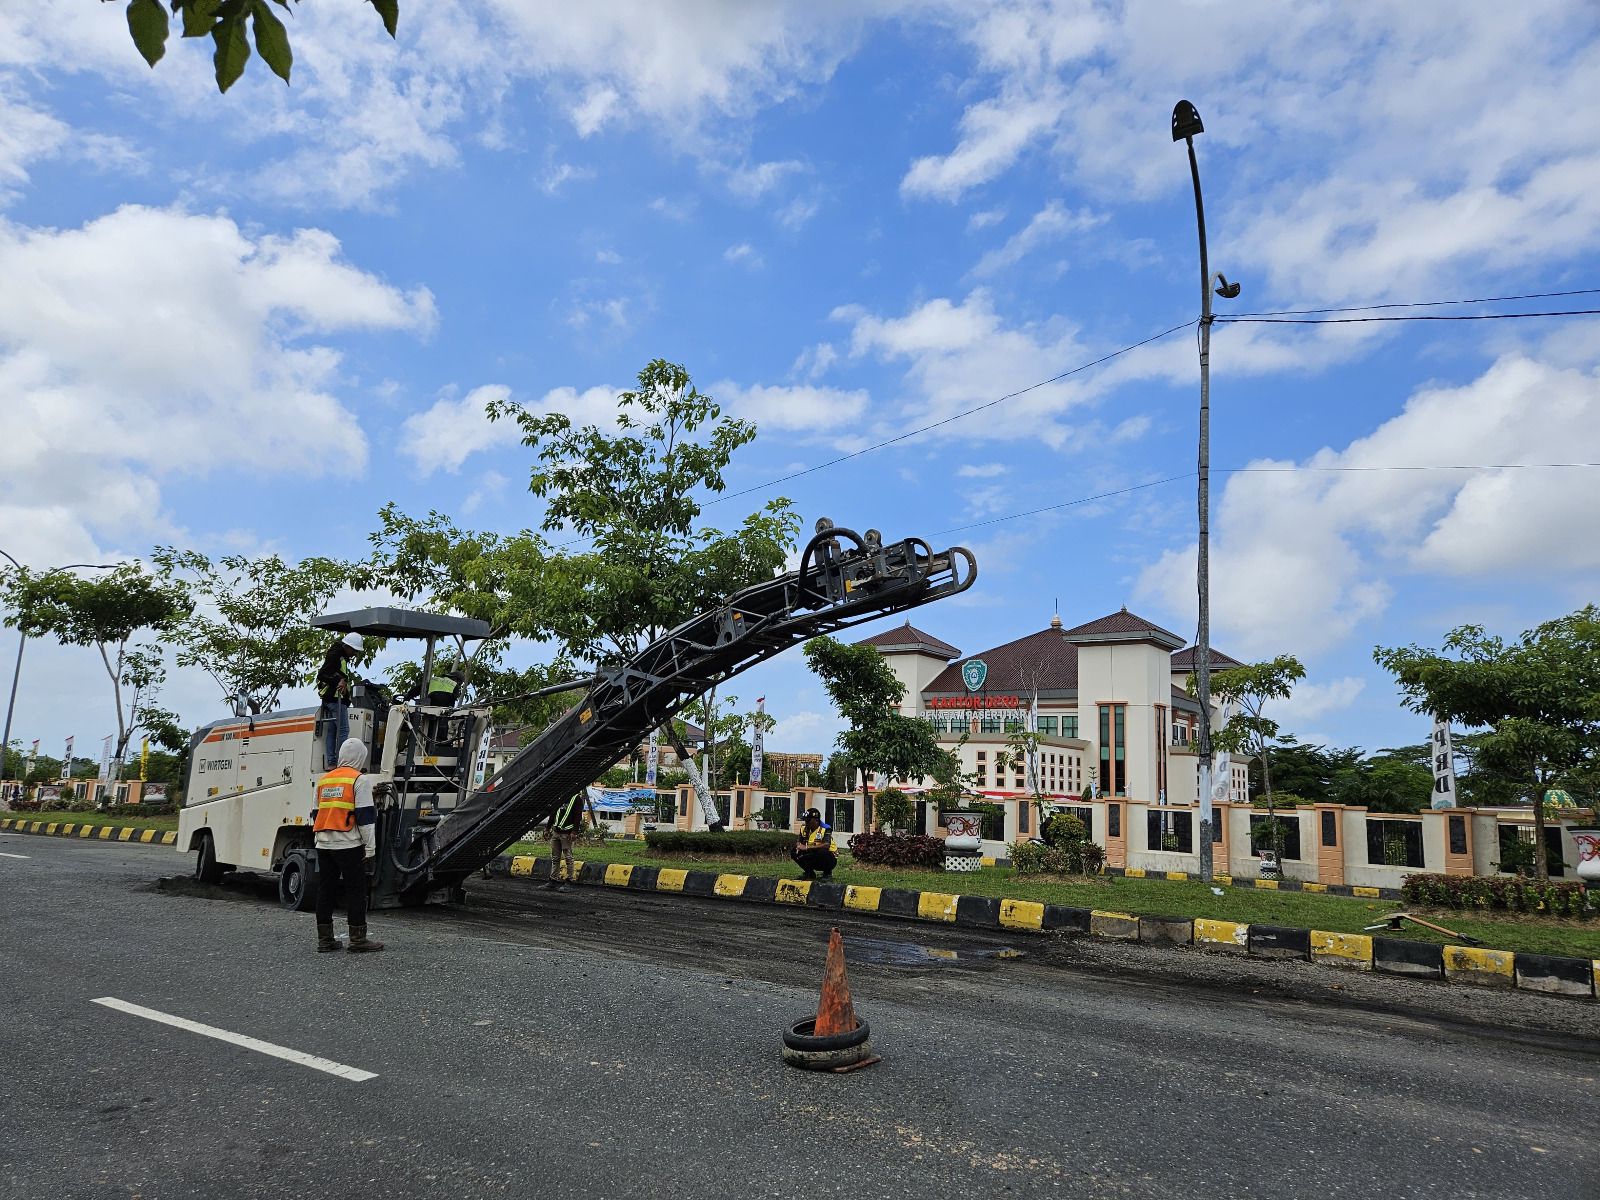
[0,549,22,797]
[1176,102,1215,882]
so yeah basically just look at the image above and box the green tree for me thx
[122,0,399,93]
[803,634,948,829]
[1193,655,1306,858]
[1375,606,1600,881]
[0,564,191,779]
[151,546,352,713]
[485,359,799,775]
[872,786,914,832]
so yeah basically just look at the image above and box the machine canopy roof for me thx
[312,607,493,640]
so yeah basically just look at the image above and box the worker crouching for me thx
[792,808,836,881]
[312,737,385,953]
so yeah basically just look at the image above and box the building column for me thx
[1438,808,1474,876]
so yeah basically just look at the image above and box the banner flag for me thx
[749,697,766,786]
[99,735,114,783]
[140,738,150,782]
[63,735,74,778]
[1430,715,1458,809]
[645,728,660,787]
[26,739,38,779]
[1024,697,1039,795]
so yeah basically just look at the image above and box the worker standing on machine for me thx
[312,737,385,954]
[316,634,364,771]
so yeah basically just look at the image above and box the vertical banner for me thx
[645,727,660,787]
[472,725,493,789]
[139,737,150,782]
[1430,715,1458,809]
[25,739,39,779]
[63,735,75,779]
[749,697,765,786]
[99,735,114,782]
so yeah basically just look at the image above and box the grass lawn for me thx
[506,837,1600,960]
[3,809,179,833]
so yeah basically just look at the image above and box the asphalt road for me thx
[2,830,1597,1200]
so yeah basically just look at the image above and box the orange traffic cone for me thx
[814,927,858,1036]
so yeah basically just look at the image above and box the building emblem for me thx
[961,658,988,692]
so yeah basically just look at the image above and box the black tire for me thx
[278,848,318,912]
[194,832,227,885]
[782,1017,871,1053]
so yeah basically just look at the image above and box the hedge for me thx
[643,830,796,857]
[847,831,945,869]
[1400,872,1595,918]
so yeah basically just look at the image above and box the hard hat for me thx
[342,633,363,651]
[804,808,821,820]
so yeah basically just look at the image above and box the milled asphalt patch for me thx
[494,852,1600,1004]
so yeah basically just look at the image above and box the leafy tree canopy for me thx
[151,546,352,714]
[122,0,398,93]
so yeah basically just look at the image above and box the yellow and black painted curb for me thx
[1101,864,1401,901]
[493,853,1599,1002]
[0,817,177,846]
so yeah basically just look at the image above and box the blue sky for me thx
[3,2,1599,764]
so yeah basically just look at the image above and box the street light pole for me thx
[1173,100,1237,884]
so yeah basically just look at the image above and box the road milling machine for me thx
[177,521,976,909]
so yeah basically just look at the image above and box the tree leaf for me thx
[371,0,399,38]
[250,0,292,84]
[177,0,222,39]
[127,0,170,67]
[211,13,251,92]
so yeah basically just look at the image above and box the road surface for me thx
[1,829,1596,1198]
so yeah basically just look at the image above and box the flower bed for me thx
[847,830,945,869]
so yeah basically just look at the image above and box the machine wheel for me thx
[194,832,228,885]
[278,848,318,912]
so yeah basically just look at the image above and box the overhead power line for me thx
[707,318,1199,507]
[1218,309,1600,325]
[1228,286,1600,318]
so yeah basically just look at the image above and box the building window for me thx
[979,717,1003,733]
[1321,809,1337,847]
[1062,716,1079,739]
[1037,716,1058,736]
[1098,704,1126,796]
[1448,815,1467,855]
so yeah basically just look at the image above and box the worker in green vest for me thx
[545,793,586,891]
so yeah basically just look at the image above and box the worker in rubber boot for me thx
[544,792,584,891]
[791,808,836,881]
[312,737,385,953]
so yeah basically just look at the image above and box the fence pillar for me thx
[1105,800,1127,868]
[1313,803,1346,886]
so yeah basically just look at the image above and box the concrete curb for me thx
[1,817,176,846]
[493,852,1599,1002]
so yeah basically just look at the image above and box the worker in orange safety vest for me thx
[312,737,384,953]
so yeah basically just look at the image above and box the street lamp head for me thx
[1171,100,1203,142]
[1213,273,1241,299]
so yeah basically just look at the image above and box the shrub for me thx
[104,801,176,816]
[643,830,796,857]
[1400,872,1594,918]
[872,787,914,832]
[1008,838,1105,876]
[848,830,945,869]
[1041,812,1087,847]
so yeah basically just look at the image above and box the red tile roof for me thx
[854,620,961,659]
[1170,646,1245,671]
[1058,607,1185,649]
[924,628,1078,694]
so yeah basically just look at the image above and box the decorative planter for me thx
[1571,828,1600,883]
[943,811,983,872]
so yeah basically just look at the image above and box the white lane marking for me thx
[0,851,29,859]
[90,997,378,1082]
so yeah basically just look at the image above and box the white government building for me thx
[857,608,1250,819]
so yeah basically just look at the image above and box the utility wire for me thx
[929,461,1600,537]
[1228,286,1600,318]
[1218,309,1600,325]
[706,318,1199,507]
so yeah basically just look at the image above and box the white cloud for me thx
[726,158,806,199]
[541,162,595,194]
[971,200,1104,276]
[1275,677,1367,727]
[400,382,621,474]
[462,469,510,517]
[967,208,1007,231]
[957,463,1008,478]
[1134,353,1600,656]
[770,709,826,749]
[595,249,622,264]
[791,342,838,380]
[775,195,820,230]
[0,205,432,562]
[570,85,622,137]
[716,382,869,432]
[724,242,763,268]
